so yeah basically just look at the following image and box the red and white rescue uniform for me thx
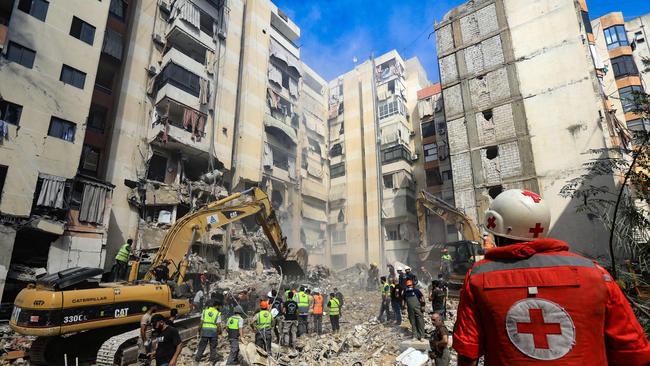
[453,238,650,365]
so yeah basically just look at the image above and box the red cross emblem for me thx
[522,190,542,203]
[529,223,544,238]
[487,216,496,229]
[506,298,575,360]
[516,308,562,349]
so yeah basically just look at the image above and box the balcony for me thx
[154,63,204,110]
[382,144,413,165]
[382,194,416,219]
[270,10,300,44]
[162,47,207,80]
[153,97,210,153]
[166,13,215,51]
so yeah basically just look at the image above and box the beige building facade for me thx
[435,0,620,259]
[0,0,116,300]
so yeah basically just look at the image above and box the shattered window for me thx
[147,154,168,182]
[330,143,343,157]
[79,145,101,176]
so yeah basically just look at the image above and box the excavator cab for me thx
[443,240,484,287]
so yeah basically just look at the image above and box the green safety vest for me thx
[227,315,242,330]
[441,253,452,262]
[329,298,340,316]
[115,244,130,262]
[381,283,390,296]
[297,291,309,308]
[201,307,220,329]
[256,310,272,330]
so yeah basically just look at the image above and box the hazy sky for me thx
[272,0,650,83]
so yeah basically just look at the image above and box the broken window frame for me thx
[426,168,443,187]
[69,16,96,46]
[6,41,36,69]
[48,117,76,142]
[87,104,107,133]
[329,143,343,157]
[421,121,435,138]
[271,145,289,171]
[146,153,168,183]
[0,99,23,126]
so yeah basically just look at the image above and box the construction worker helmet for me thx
[484,189,551,241]
[259,300,269,310]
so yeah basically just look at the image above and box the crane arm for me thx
[416,190,482,248]
[143,187,305,281]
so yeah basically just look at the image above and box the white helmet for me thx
[484,189,551,241]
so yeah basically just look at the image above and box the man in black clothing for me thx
[281,295,299,346]
[151,314,182,366]
[153,259,171,282]
[429,280,447,319]
[390,277,403,325]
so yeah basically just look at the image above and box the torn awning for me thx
[264,114,298,143]
[269,38,301,75]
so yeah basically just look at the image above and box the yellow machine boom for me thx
[416,190,482,247]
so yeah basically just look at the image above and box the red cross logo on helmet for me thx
[487,216,497,229]
[522,190,542,203]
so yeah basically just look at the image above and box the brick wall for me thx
[450,152,473,188]
[443,84,463,117]
[436,24,454,54]
[464,35,505,75]
[439,54,459,85]
[459,4,499,45]
[469,67,510,110]
[447,117,469,153]
[499,141,522,178]
[476,103,516,145]
[454,188,478,225]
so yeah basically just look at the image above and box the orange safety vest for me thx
[312,294,323,315]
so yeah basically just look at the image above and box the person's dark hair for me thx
[333,287,338,291]
[271,289,277,297]
[170,308,178,317]
[330,293,336,297]
[299,286,305,292]
[305,289,311,294]
[380,276,386,281]
[151,314,165,325]
[432,280,440,288]
[127,239,133,244]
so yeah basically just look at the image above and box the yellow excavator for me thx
[9,187,306,365]
[415,190,485,286]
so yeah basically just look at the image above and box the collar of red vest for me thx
[485,238,570,260]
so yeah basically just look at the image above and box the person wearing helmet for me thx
[225,306,245,365]
[251,300,272,353]
[454,189,650,366]
[404,279,425,340]
[440,248,453,281]
[404,266,418,287]
[311,288,324,335]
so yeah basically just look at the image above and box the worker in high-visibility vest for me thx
[327,292,341,333]
[113,239,132,281]
[251,300,273,353]
[194,299,222,363]
[378,276,392,323]
[311,288,324,335]
[296,286,310,336]
[440,248,453,281]
[225,306,244,365]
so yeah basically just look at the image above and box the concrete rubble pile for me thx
[0,324,32,365]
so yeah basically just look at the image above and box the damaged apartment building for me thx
[434,0,625,259]
[0,0,116,308]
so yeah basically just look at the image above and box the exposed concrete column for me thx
[0,225,17,298]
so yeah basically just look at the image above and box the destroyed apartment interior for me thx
[0,0,650,365]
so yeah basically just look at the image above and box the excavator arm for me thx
[416,190,482,248]
[142,187,307,282]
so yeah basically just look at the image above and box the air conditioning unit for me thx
[411,153,419,162]
[147,64,159,76]
[158,0,171,14]
[152,33,166,46]
[217,29,227,40]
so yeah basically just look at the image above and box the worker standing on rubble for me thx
[296,286,310,336]
[440,249,452,281]
[454,189,650,365]
[404,279,425,340]
[138,304,157,365]
[327,292,341,333]
[378,276,391,323]
[225,306,245,365]
[311,288,324,335]
[429,280,446,319]
[113,238,132,281]
[281,292,299,346]
[251,300,272,354]
[390,277,403,326]
[429,312,450,366]
[194,299,221,365]
[367,263,379,290]
[150,314,183,366]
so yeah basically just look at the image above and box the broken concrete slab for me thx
[30,217,65,235]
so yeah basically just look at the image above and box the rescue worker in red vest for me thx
[454,189,650,366]
[296,286,310,336]
[194,299,221,364]
[251,300,273,354]
[311,288,324,335]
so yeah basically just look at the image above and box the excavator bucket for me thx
[270,248,308,278]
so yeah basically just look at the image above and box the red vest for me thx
[453,239,650,366]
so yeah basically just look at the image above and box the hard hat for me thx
[267,291,273,298]
[203,270,208,274]
[405,266,411,271]
[484,189,551,241]
[259,300,269,310]
[371,262,378,267]
[313,287,320,294]
[405,279,413,286]
[271,308,279,318]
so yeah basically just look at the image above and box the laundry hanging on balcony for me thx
[418,98,434,118]
[79,181,109,224]
[206,50,216,74]
[183,108,206,142]
[199,78,209,105]
[171,0,201,29]
[37,174,67,209]
[263,142,273,169]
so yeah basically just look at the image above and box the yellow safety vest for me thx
[256,310,272,330]
[201,307,220,329]
[227,315,242,330]
[441,253,452,262]
[115,244,130,262]
[297,291,309,308]
[329,298,340,316]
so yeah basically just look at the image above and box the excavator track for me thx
[96,314,201,366]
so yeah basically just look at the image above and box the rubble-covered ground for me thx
[174,266,463,366]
